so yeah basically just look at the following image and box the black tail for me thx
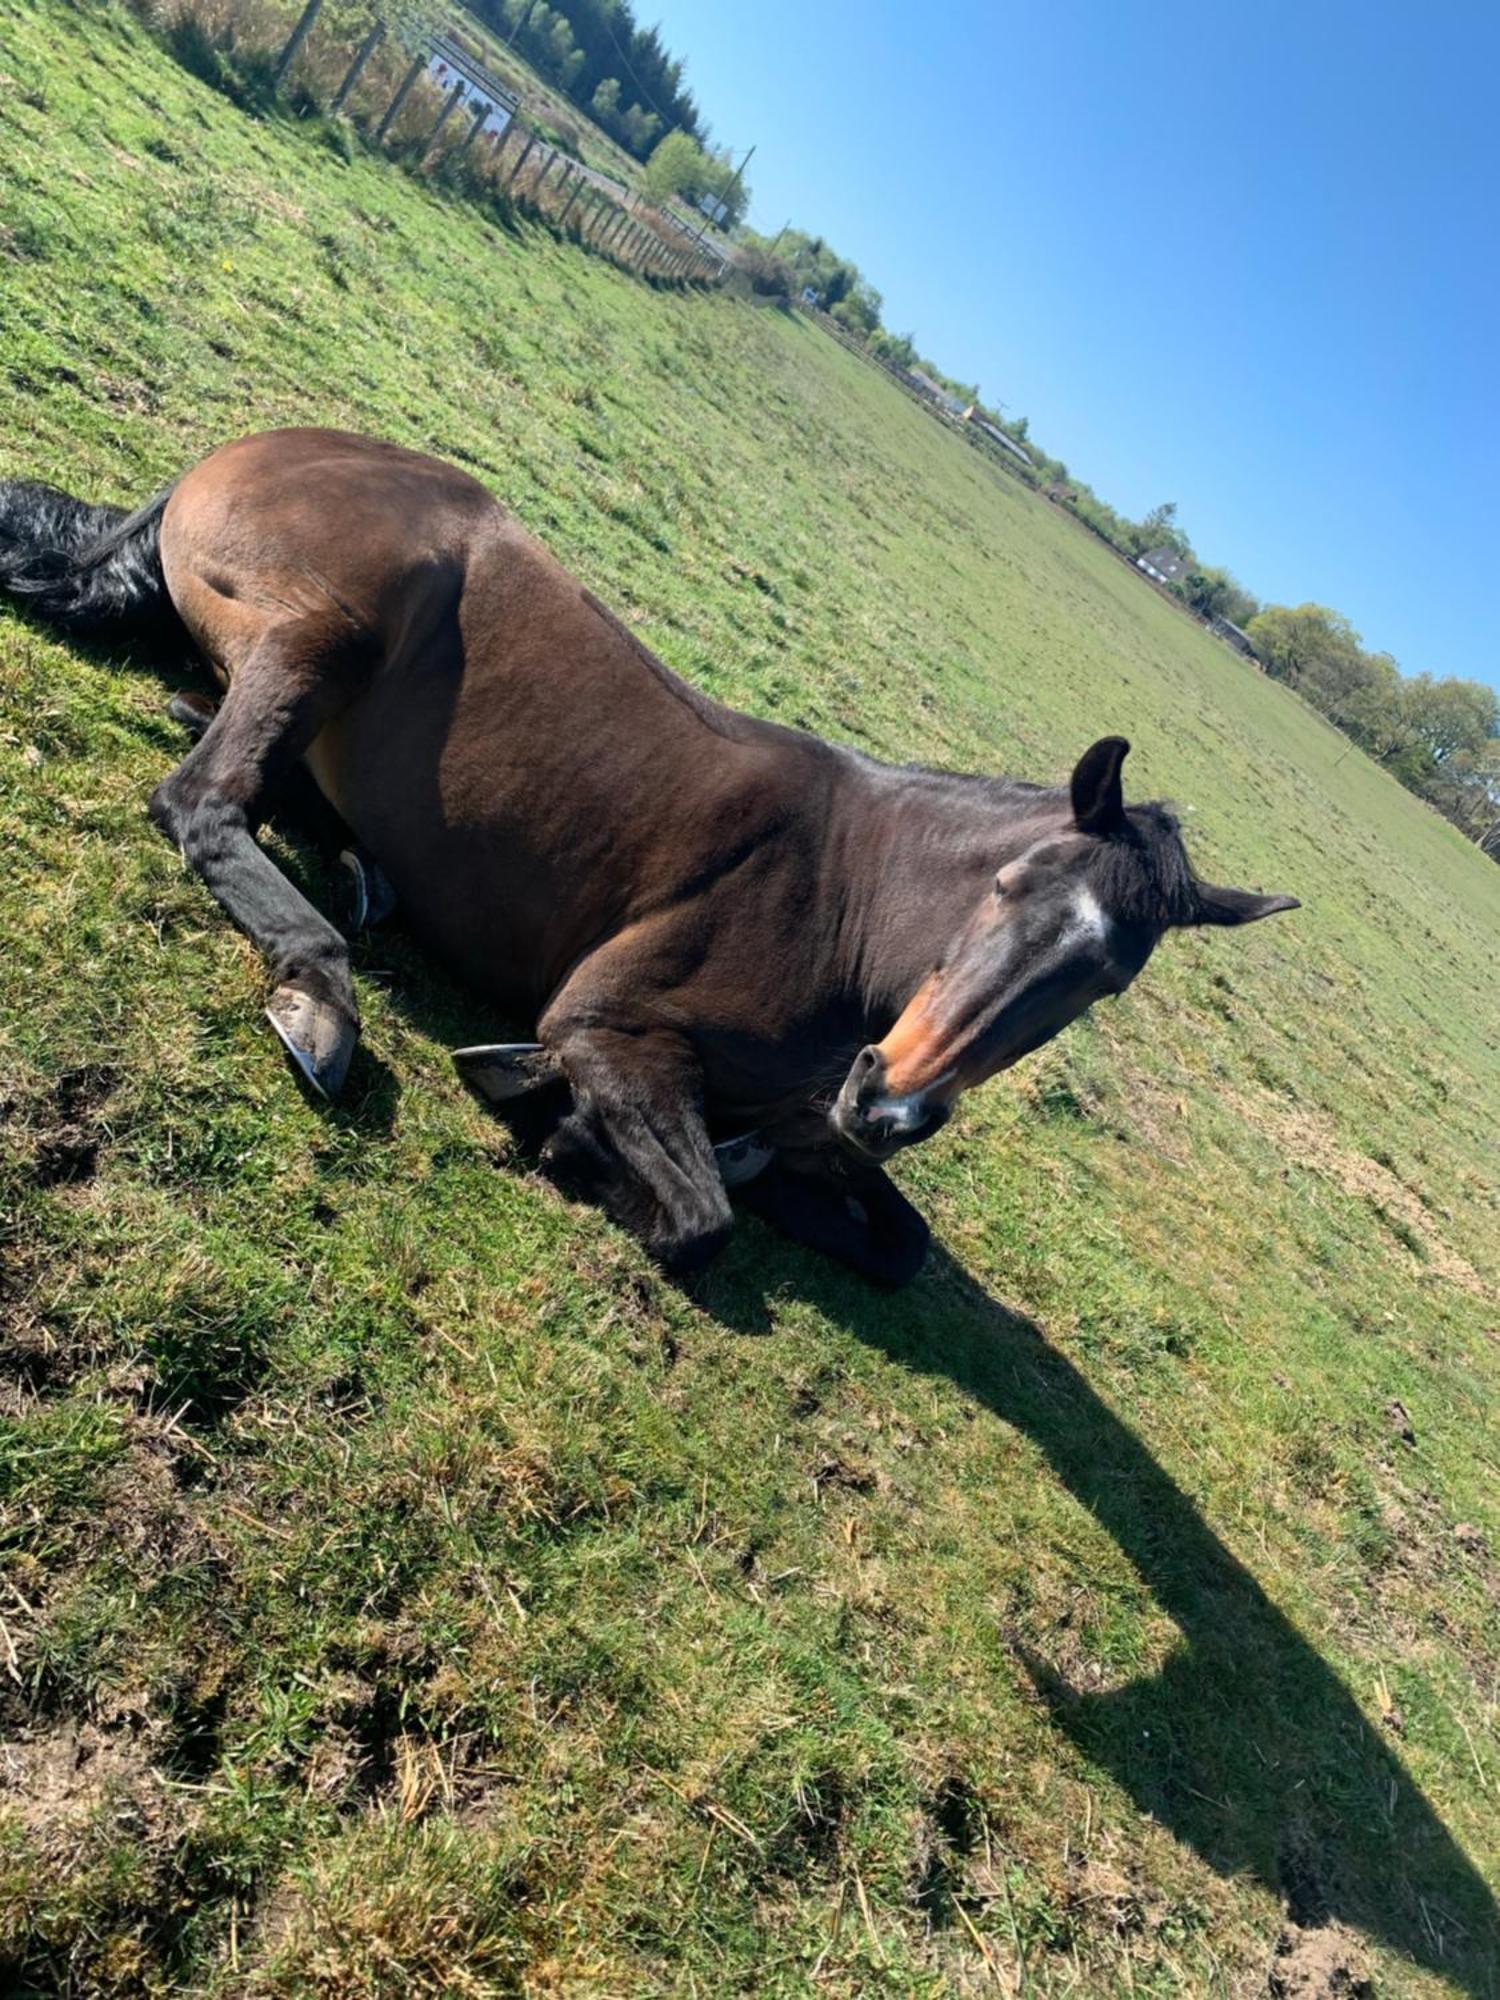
[0,476,182,643]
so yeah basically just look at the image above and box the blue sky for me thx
[649,0,1498,690]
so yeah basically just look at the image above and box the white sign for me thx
[426,53,515,139]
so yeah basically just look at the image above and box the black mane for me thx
[1100,802,1202,929]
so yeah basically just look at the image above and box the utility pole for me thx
[718,142,754,229]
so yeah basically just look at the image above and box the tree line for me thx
[1243,607,1499,855]
[467,0,703,160]
[1062,498,1497,859]
[736,229,985,410]
[732,225,1498,864]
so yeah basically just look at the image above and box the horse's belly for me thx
[303,680,622,1012]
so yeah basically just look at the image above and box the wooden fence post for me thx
[272,0,325,89]
[375,55,424,144]
[533,149,562,198]
[503,125,539,189]
[490,118,518,173]
[452,100,490,163]
[558,170,585,230]
[422,78,467,163]
[331,18,384,114]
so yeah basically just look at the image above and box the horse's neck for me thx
[834,768,1067,1019]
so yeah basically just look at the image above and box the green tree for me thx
[1246,604,1365,693]
[1402,673,1500,768]
[620,103,660,154]
[831,281,881,339]
[1138,502,1187,554]
[641,130,708,204]
[870,328,918,369]
[1183,566,1258,626]
[1182,567,1234,620]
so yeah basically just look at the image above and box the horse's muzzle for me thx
[831,1045,949,1159]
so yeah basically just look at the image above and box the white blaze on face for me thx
[1069,886,1110,944]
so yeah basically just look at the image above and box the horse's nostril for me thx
[851,1044,883,1102]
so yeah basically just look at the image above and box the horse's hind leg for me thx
[148,621,367,1098]
[167,692,397,934]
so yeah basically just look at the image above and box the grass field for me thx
[2,6,1498,1994]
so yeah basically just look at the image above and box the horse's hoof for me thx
[266,984,358,1100]
[339,847,398,931]
[714,1130,775,1187]
[453,1042,564,1103]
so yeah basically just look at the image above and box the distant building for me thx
[905,368,967,417]
[425,34,520,141]
[1136,544,1190,586]
[962,405,1034,467]
[1211,615,1260,660]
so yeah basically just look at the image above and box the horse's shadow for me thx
[698,1228,1500,1994]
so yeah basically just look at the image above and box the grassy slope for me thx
[1,6,1498,1994]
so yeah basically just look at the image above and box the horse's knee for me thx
[540,1099,731,1272]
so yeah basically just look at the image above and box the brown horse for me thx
[0,429,1297,1282]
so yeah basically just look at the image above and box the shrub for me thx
[732,244,792,302]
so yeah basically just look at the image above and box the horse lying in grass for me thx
[0,429,1297,1283]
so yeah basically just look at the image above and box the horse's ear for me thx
[1071,737,1130,835]
[1191,882,1301,926]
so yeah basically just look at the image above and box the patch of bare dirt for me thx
[1268,1921,1372,1998]
[5,1062,117,1191]
[96,1421,218,1571]
[1226,1090,1494,1300]
[0,1717,182,1860]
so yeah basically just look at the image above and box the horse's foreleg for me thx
[538,1025,732,1273]
[148,622,366,1098]
[737,1152,930,1288]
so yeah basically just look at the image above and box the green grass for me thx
[2,6,1498,1994]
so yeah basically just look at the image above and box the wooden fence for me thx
[259,0,726,289]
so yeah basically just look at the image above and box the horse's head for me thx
[832,737,1298,1160]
